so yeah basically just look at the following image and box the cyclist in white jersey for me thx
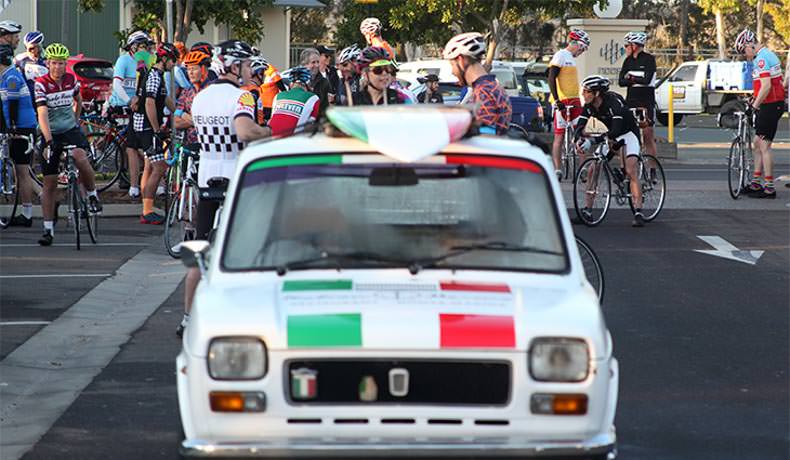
[179,40,272,337]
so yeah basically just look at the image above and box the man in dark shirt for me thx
[574,75,646,227]
[417,74,444,104]
[301,48,331,118]
[618,31,657,165]
[316,44,339,103]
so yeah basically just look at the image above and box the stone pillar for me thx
[567,18,649,97]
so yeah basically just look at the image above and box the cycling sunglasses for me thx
[370,66,396,76]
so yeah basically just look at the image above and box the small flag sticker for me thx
[291,368,318,400]
[359,375,378,402]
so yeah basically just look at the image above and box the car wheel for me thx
[656,111,684,126]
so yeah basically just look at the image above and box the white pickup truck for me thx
[655,59,752,126]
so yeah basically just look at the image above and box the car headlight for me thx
[208,337,267,380]
[529,337,589,382]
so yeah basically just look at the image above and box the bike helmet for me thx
[337,44,361,64]
[0,44,14,66]
[250,56,269,76]
[735,29,757,53]
[417,73,439,84]
[359,17,382,36]
[126,30,151,49]
[156,42,180,62]
[568,28,591,49]
[0,20,22,35]
[183,50,211,67]
[581,74,610,93]
[624,31,647,46]
[215,40,254,69]
[283,66,311,85]
[23,31,44,47]
[442,32,486,61]
[357,46,394,71]
[45,43,70,61]
[190,42,214,57]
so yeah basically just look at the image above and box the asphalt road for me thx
[1,159,788,460]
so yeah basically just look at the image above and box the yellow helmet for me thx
[45,43,70,61]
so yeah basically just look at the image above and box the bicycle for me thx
[573,135,666,226]
[719,107,753,199]
[575,235,604,302]
[164,144,200,258]
[47,143,99,250]
[558,105,578,181]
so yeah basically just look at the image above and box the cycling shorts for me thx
[42,127,90,176]
[754,101,785,142]
[9,130,35,165]
[195,198,220,241]
[127,129,166,163]
[614,131,641,158]
[553,98,583,134]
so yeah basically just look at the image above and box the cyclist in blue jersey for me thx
[13,31,46,105]
[0,44,37,226]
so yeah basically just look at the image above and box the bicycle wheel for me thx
[86,132,122,192]
[164,186,197,258]
[575,236,605,302]
[727,138,744,199]
[85,196,98,244]
[629,154,666,221]
[742,132,753,189]
[70,184,82,250]
[573,157,611,226]
[0,156,19,228]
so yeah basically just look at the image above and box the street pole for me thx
[166,0,176,156]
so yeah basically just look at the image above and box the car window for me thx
[438,82,462,98]
[492,69,517,90]
[417,68,440,76]
[670,65,698,82]
[222,153,568,273]
[73,62,113,80]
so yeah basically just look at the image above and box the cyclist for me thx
[189,42,219,83]
[132,42,179,224]
[14,31,47,104]
[269,66,320,136]
[181,40,272,337]
[619,31,657,179]
[300,48,331,117]
[360,17,394,61]
[174,50,212,146]
[352,46,411,106]
[110,31,153,199]
[417,74,443,104]
[0,44,37,227]
[316,44,339,103]
[443,32,511,135]
[573,75,645,227]
[548,28,589,178]
[242,56,268,125]
[34,43,102,246]
[260,61,286,123]
[0,21,21,50]
[336,44,361,106]
[736,29,786,199]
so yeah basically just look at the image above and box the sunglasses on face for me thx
[370,66,395,76]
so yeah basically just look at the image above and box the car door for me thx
[662,63,702,113]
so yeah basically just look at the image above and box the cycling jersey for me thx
[34,72,80,135]
[191,80,255,187]
[574,91,639,142]
[417,90,444,104]
[470,74,512,135]
[242,83,264,125]
[618,51,656,106]
[175,84,201,144]
[369,36,395,61]
[1,66,37,130]
[260,65,283,111]
[336,75,360,106]
[548,48,579,102]
[133,67,167,132]
[268,86,320,136]
[752,47,786,104]
[109,53,137,107]
[13,53,46,104]
[352,86,413,106]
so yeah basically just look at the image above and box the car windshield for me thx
[73,62,113,80]
[222,153,568,274]
[492,69,517,90]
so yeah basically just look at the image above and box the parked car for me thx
[520,62,552,131]
[66,54,113,105]
[176,105,619,459]
[398,59,520,97]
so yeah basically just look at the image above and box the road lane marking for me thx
[694,235,764,265]
[0,274,112,279]
[0,239,184,460]
[0,243,149,247]
[0,322,52,326]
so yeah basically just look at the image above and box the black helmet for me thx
[0,44,13,66]
[156,42,180,62]
[357,46,393,71]
[581,74,610,93]
[417,73,439,84]
[216,40,254,69]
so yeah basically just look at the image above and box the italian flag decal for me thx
[287,313,362,347]
[439,314,516,348]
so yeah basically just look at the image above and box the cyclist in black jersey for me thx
[574,75,646,227]
[618,31,657,174]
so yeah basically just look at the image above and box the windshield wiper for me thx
[274,251,407,276]
[408,241,564,274]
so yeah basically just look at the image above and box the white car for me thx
[398,59,520,97]
[176,106,618,458]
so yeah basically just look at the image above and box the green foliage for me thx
[78,0,105,12]
[764,0,790,44]
[290,5,333,45]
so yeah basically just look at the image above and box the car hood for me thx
[186,273,608,358]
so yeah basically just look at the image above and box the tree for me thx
[764,0,790,45]
[698,0,741,58]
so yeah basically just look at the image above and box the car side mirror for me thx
[179,240,210,275]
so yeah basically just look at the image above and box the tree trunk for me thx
[181,0,194,43]
[483,0,508,68]
[677,0,689,62]
[715,8,726,59]
[175,0,183,42]
[756,0,764,42]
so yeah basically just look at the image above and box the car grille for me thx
[286,359,510,405]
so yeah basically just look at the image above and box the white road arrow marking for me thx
[695,235,764,265]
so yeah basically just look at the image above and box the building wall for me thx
[37,0,120,61]
[0,0,36,54]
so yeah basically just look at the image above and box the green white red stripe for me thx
[439,314,516,348]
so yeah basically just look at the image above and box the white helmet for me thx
[442,32,486,61]
[734,29,757,53]
[624,31,647,46]
[568,28,590,49]
[126,31,151,49]
[250,56,269,75]
[0,20,22,35]
[337,44,361,64]
[359,17,382,36]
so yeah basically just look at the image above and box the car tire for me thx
[656,111,683,126]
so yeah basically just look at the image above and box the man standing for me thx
[316,45,339,103]
[301,48,331,117]
[619,31,657,177]
[132,43,178,224]
[0,21,21,50]
[736,29,786,199]
[548,28,589,179]
[336,45,361,107]
[360,17,394,60]
[417,74,443,104]
[14,31,46,103]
